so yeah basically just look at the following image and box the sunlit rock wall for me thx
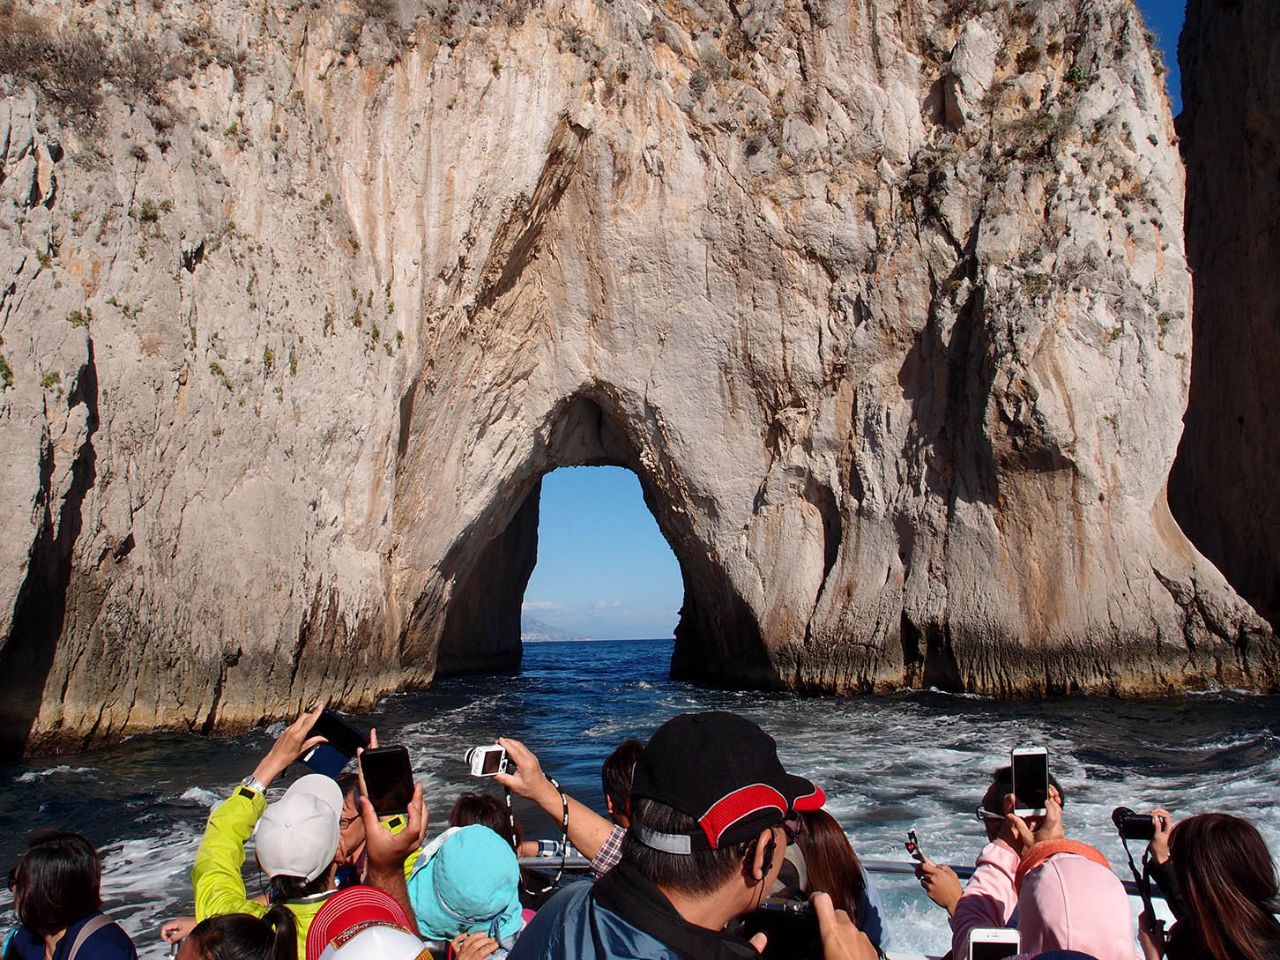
[0,0,1274,755]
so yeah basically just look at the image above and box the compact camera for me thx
[465,744,512,777]
[1111,806,1157,841]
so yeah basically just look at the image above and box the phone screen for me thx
[480,748,505,775]
[1012,751,1049,811]
[971,940,1021,960]
[361,746,414,815]
[311,710,369,758]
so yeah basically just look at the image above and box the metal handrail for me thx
[516,855,1160,899]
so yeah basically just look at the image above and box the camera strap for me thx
[503,775,569,897]
[1121,836,1165,953]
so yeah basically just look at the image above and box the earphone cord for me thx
[504,775,569,896]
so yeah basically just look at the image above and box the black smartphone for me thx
[360,745,414,815]
[1011,747,1049,816]
[738,900,821,960]
[311,710,369,757]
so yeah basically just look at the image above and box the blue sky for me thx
[522,1,1186,642]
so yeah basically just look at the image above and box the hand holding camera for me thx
[465,744,513,777]
[491,737,558,808]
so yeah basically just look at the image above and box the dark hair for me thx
[1168,813,1280,960]
[188,907,297,960]
[796,810,866,922]
[268,873,330,904]
[990,766,1066,806]
[335,773,360,805]
[11,831,102,937]
[449,793,523,850]
[602,739,644,815]
[622,798,752,896]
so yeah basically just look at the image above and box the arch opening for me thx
[427,392,774,684]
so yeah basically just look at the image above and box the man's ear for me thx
[605,796,616,816]
[749,827,776,881]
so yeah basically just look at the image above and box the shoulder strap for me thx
[64,914,113,960]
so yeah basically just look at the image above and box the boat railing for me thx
[516,856,1163,899]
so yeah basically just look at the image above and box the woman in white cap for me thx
[191,705,352,958]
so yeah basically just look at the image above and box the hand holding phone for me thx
[304,709,370,778]
[905,829,930,864]
[1011,747,1049,817]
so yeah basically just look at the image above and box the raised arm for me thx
[494,737,616,860]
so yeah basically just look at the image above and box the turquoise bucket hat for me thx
[407,824,522,941]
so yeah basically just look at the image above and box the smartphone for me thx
[303,710,370,778]
[466,745,509,777]
[738,899,821,960]
[360,745,414,815]
[905,829,928,863]
[968,928,1021,960]
[1011,746,1049,817]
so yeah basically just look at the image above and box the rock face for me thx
[0,0,1275,756]
[1169,0,1280,631]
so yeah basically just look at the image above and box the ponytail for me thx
[187,910,297,960]
[263,906,297,960]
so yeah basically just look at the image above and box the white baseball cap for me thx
[256,774,344,882]
[315,924,427,960]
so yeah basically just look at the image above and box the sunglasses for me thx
[974,806,1004,822]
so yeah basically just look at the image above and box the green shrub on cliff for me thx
[0,3,167,118]
[0,354,12,389]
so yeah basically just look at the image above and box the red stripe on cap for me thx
[698,784,788,848]
[794,785,826,811]
[305,886,412,960]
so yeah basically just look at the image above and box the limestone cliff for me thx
[1170,0,1280,632]
[0,0,1274,756]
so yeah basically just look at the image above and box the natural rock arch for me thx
[0,0,1277,756]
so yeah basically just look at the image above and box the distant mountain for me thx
[521,616,570,643]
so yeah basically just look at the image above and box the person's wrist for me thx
[531,777,560,812]
[251,758,286,788]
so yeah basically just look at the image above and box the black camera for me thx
[736,899,821,960]
[1112,806,1157,841]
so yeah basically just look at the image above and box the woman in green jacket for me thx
[191,705,348,958]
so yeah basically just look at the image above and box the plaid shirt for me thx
[590,823,626,879]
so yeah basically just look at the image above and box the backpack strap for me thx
[64,914,113,960]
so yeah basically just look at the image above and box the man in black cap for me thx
[508,711,877,960]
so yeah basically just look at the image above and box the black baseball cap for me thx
[630,712,825,852]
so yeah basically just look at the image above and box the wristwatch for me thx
[239,775,267,795]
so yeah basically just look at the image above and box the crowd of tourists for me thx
[4,705,1279,960]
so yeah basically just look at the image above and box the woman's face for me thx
[339,794,366,863]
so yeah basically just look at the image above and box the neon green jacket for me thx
[192,787,329,958]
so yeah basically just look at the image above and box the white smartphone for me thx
[1011,746,1049,817]
[968,928,1021,960]
[465,744,509,777]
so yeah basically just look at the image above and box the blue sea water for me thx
[3,638,1279,956]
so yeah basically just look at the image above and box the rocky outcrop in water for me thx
[0,0,1275,756]
[1169,0,1280,632]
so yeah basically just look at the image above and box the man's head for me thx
[601,738,644,828]
[623,712,824,918]
[982,766,1067,842]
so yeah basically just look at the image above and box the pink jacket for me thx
[951,842,1136,960]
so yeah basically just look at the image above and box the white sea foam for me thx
[16,765,98,783]
[177,786,225,808]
